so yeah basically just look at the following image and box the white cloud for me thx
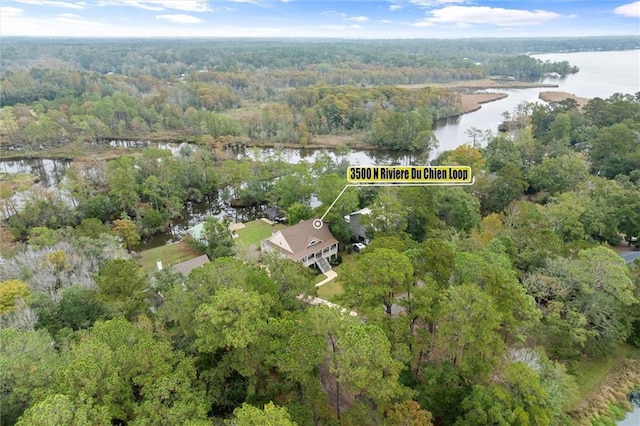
[228,0,263,5]
[15,0,86,9]
[97,1,211,12]
[0,6,24,17]
[53,12,104,25]
[320,24,362,31]
[413,5,562,27]
[389,5,402,11]
[409,0,466,7]
[156,14,203,24]
[412,21,433,28]
[614,1,640,18]
[323,11,368,23]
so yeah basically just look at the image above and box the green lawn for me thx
[234,220,285,249]
[566,346,631,410]
[317,279,343,300]
[137,241,202,272]
[315,252,358,301]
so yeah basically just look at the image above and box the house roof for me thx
[344,207,371,223]
[171,254,210,276]
[351,207,371,216]
[262,218,338,260]
[265,206,285,220]
[186,222,205,240]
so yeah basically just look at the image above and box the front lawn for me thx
[317,279,343,300]
[315,252,357,301]
[137,241,202,272]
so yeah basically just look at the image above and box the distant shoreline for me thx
[398,79,560,91]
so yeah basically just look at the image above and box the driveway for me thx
[620,250,640,265]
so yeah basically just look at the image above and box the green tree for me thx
[483,165,529,214]
[341,248,414,315]
[526,152,589,195]
[269,164,313,209]
[483,135,522,172]
[590,122,640,178]
[386,400,434,426]
[408,239,455,285]
[16,393,111,426]
[0,279,31,314]
[435,187,481,234]
[263,255,315,310]
[202,216,235,259]
[436,283,504,380]
[417,361,470,425]
[195,286,271,352]
[316,173,358,218]
[453,240,539,342]
[94,258,149,319]
[50,317,209,425]
[364,192,409,237]
[38,286,108,336]
[107,155,139,215]
[75,218,111,239]
[112,218,140,252]
[456,362,554,426]
[330,313,411,417]
[286,202,313,225]
[0,328,60,425]
[541,247,637,355]
[229,402,297,426]
[27,226,60,249]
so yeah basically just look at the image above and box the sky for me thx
[0,0,638,38]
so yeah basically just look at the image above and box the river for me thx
[618,390,640,426]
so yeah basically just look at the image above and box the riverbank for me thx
[0,143,148,161]
[569,347,640,425]
[460,92,509,114]
[539,91,591,107]
[398,78,560,90]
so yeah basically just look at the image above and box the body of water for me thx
[432,49,640,153]
[618,389,640,426]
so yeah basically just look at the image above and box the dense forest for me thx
[1,37,640,426]
[2,37,616,152]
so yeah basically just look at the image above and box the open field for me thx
[539,91,591,107]
[137,241,202,272]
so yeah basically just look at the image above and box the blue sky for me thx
[0,0,638,38]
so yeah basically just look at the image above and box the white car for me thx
[352,243,367,253]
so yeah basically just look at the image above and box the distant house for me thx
[186,222,206,243]
[264,207,286,223]
[260,218,338,273]
[344,207,371,244]
[171,254,210,276]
